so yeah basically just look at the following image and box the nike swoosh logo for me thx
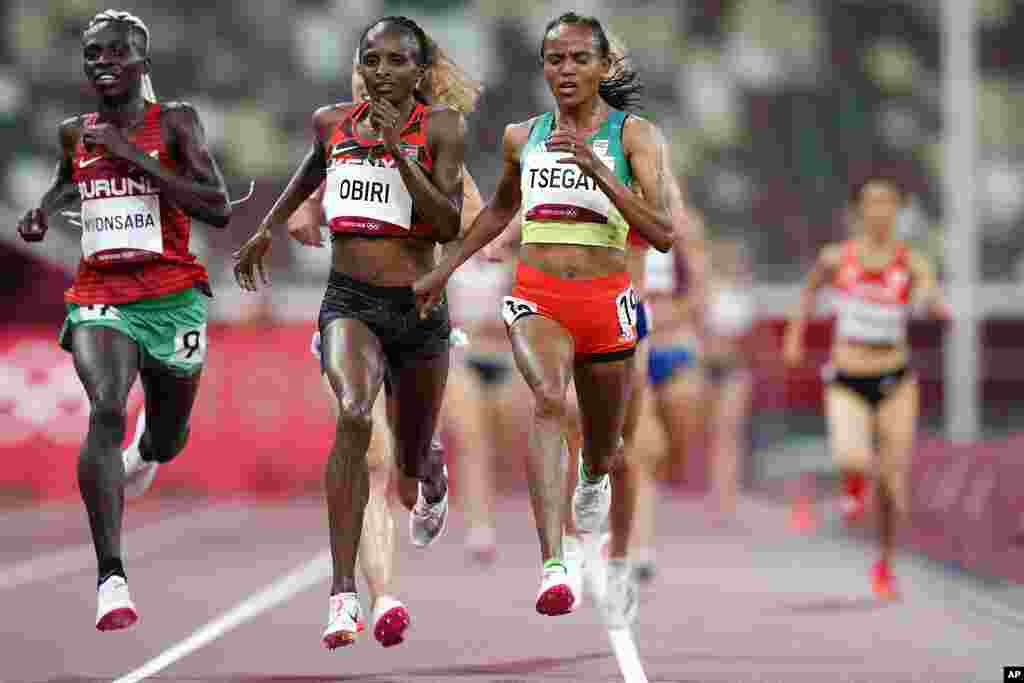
[79,150,158,168]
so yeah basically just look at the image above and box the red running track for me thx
[1,494,1016,683]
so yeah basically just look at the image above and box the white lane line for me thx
[607,627,649,683]
[580,533,649,683]
[0,504,236,590]
[113,549,331,683]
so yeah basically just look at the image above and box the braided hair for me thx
[357,16,481,113]
[540,12,643,111]
[84,10,156,102]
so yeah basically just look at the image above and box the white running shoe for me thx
[602,558,639,629]
[123,411,158,499]
[535,562,579,616]
[95,575,138,631]
[371,595,410,647]
[410,465,449,547]
[562,535,585,609]
[322,593,364,649]
[573,456,611,534]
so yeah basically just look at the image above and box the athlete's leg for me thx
[630,386,666,554]
[708,370,752,519]
[875,375,918,585]
[634,365,703,563]
[562,379,582,538]
[320,318,388,599]
[444,362,497,554]
[319,374,396,608]
[825,383,875,521]
[389,351,450,544]
[573,355,635,556]
[508,315,575,562]
[135,366,202,465]
[71,326,140,581]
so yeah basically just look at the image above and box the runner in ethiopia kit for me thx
[784,172,951,600]
[414,12,677,628]
[15,10,232,631]
[286,44,482,646]
[233,16,467,649]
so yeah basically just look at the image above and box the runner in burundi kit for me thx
[233,16,467,649]
[414,12,676,627]
[287,45,482,647]
[15,10,232,630]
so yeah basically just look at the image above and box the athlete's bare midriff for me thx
[831,338,909,376]
[331,235,438,286]
[519,242,627,280]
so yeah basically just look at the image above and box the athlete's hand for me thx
[286,217,324,247]
[17,208,48,243]
[233,229,273,291]
[412,268,448,319]
[548,121,600,177]
[369,98,403,151]
[81,123,136,162]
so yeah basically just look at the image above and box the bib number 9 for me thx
[174,324,207,365]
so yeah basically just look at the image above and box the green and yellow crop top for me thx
[519,109,633,250]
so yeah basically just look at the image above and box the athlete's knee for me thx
[142,424,191,464]
[335,396,375,441]
[532,383,569,421]
[87,395,129,445]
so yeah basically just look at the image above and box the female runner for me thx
[785,174,950,599]
[285,44,481,646]
[414,12,676,626]
[234,16,468,647]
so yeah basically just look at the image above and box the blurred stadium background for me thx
[1,1,1023,582]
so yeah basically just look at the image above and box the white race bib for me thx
[323,162,413,231]
[501,296,538,328]
[835,295,907,344]
[615,286,639,340]
[174,324,207,366]
[521,150,615,223]
[80,194,163,259]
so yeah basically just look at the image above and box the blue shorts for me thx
[636,299,651,341]
[647,344,696,387]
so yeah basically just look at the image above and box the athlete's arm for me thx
[17,119,80,242]
[380,104,464,243]
[551,116,675,252]
[287,182,326,247]
[413,122,527,312]
[80,103,232,228]
[440,169,484,259]
[909,250,951,320]
[482,211,522,262]
[459,170,484,235]
[681,238,708,333]
[784,244,841,366]
[661,137,692,244]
